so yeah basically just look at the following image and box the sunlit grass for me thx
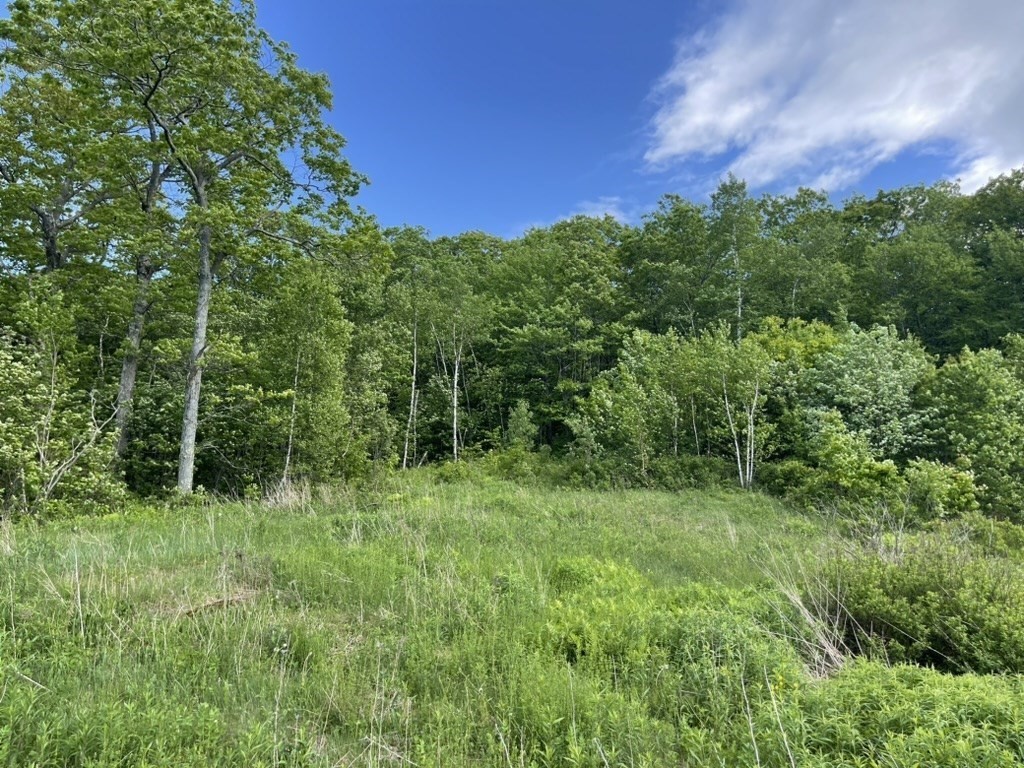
[2,471,1021,766]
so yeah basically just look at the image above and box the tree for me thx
[756,188,850,322]
[494,216,628,442]
[960,170,1024,345]
[3,0,364,493]
[620,195,720,335]
[922,347,1024,519]
[692,326,771,488]
[257,259,354,485]
[387,227,434,469]
[857,226,980,354]
[424,232,498,461]
[1,5,186,460]
[573,326,771,489]
[0,286,122,514]
[0,52,120,273]
[709,175,760,339]
[800,325,934,461]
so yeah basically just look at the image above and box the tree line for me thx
[2,0,1023,521]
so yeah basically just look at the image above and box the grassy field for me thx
[2,471,1023,766]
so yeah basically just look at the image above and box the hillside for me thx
[3,473,1023,766]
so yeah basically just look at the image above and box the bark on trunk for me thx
[402,318,418,470]
[38,210,65,272]
[282,351,301,485]
[744,381,760,489]
[451,347,460,462]
[177,220,213,494]
[114,257,154,457]
[690,396,701,456]
[114,146,172,458]
[722,376,746,489]
[734,241,743,341]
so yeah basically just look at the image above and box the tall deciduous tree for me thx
[0,54,120,273]
[2,5,182,458]
[709,175,760,339]
[621,195,718,335]
[756,188,849,322]
[857,226,979,354]
[424,232,498,461]
[962,171,1024,347]
[495,216,628,440]
[4,0,364,492]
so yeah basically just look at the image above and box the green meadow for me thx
[3,472,1023,767]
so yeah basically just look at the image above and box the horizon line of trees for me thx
[2,0,1024,522]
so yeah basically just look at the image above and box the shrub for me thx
[505,399,538,450]
[903,458,979,522]
[807,530,1024,673]
[648,455,735,490]
[791,661,1024,766]
[921,347,1024,519]
[0,327,124,517]
[942,512,1024,560]
[799,324,933,460]
[775,408,907,512]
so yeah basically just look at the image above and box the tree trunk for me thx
[402,318,418,469]
[452,342,460,462]
[115,147,172,458]
[36,209,65,272]
[177,221,213,494]
[734,239,743,341]
[282,351,301,485]
[722,376,746,489]
[744,381,760,489]
[114,256,153,457]
[690,395,701,456]
[672,397,679,458]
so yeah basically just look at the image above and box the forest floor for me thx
[2,472,1022,766]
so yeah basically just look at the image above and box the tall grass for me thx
[1,471,1022,766]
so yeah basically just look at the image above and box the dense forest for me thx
[2,0,1024,525]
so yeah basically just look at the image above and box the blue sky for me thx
[6,1,1017,236]
[254,0,1024,236]
[256,0,702,236]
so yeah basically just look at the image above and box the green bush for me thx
[941,512,1024,560]
[808,531,1024,673]
[921,347,1024,519]
[0,323,125,517]
[541,557,805,729]
[481,445,557,484]
[432,458,483,484]
[797,408,907,509]
[648,454,735,490]
[903,458,979,521]
[791,661,1024,767]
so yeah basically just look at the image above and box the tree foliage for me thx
[2,0,1024,520]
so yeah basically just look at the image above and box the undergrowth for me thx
[1,471,1022,766]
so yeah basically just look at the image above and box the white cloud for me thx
[507,196,645,238]
[646,0,1024,192]
[569,196,631,221]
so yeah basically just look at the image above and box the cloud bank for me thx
[646,0,1024,191]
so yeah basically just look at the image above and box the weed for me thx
[2,471,1022,766]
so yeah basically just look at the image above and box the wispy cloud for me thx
[507,196,647,238]
[569,196,632,222]
[646,0,1024,192]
